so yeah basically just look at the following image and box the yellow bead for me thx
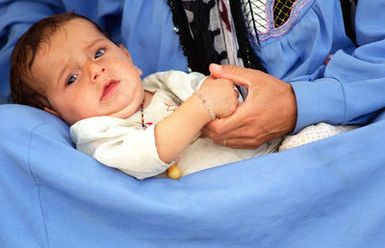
[167,164,182,180]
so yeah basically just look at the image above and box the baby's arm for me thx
[70,117,170,180]
[155,76,238,163]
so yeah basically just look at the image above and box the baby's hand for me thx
[198,76,238,119]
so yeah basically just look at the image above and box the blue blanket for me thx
[2,104,385,247]
[1,0,385,247]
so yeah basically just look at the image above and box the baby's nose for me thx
[91,64,106,82]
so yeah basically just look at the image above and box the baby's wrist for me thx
[194,92,216,120]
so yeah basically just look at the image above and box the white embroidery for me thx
[279,123,357,151]
[242,0,268,35]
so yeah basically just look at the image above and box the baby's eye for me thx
[94,48,105,59]
[66,74,78,85]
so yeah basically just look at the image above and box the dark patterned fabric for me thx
[167,0,265,75]
[167,0,228,74]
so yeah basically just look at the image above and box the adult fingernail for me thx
[210,63,222,72]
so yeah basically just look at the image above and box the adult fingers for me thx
[209,63,261,88]
[202,103,250,140]
[214,134,276,149]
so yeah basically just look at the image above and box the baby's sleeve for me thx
[142,70,207,101]
[70,117,170,180]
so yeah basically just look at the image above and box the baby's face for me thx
[32,18,144,124]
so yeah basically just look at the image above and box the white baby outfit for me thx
[71,71,355,180]
[70,71,279,179]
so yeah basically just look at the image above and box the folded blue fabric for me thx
[1,104,385,247]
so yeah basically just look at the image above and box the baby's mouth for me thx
[100,80,120,102]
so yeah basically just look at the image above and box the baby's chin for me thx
[104,105,139,120]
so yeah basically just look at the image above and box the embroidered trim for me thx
[273,0,296,28]
[249,0,312,42]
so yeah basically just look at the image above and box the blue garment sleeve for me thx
[291,0,385,132]
[119,0,188,77]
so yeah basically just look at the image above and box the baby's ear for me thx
[118,44,142,75]
[118,44,131,57]
[44,107,60,118]
[135,66,143,76]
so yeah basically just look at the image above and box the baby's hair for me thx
[10,12,107,109]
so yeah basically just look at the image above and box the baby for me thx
[10,13,354,180]
[10,13,279,179]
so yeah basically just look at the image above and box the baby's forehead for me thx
[38,18,101,45]
[32,18,99,54]
[40,19,105,52]
[63,18,104,35]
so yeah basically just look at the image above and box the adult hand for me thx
[202,64,297,149]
